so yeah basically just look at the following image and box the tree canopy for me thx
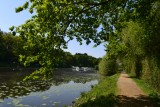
[0,31,24,66]
[10,0,160,82]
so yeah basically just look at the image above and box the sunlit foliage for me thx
[8,0,160,88]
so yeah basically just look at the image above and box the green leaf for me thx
[9,26,14,31]
[15,7,23,13]
[12,31,16,36]
[33,76,39,79]
[23,2,29,9]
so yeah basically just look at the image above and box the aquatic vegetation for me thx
[0,71,99,106]
[42,103,47,106]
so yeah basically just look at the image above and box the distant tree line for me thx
[0,30,100,68]
[0,30,23,67]
[55,52,100,68]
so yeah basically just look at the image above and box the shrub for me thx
[98,56,117,76]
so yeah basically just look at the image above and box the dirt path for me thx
[116,72,154,107]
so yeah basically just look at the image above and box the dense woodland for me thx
[55,52,100,68]
[0,31,22,67]
[1,0,159,91]
[97,1,160,92]
[0,30,99,68]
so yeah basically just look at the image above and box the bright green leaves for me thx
[23,66,53,81]
[98,55,117,76]
[15,2,29,13]
[121,21,145,57]
[106,21,146,62]
[12,0,127,79]
[13,0,159,80]
[23,2,29,9]
[9,26,16,36]
[9,26,15,31]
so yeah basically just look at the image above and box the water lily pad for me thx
[7,102,12,105]
[42,103,46,106]
[12,99,21,105]
[0,99,4,103]
[42,96,48,100]
[54,101,60,104]
[1,85,6,88]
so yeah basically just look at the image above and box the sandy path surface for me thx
[116,73,154,107]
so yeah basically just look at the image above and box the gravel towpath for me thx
[116,73,155,107]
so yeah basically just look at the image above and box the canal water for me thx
[0,68,99,107]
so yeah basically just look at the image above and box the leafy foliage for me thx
[98,56,117,76]
[11,0,131,77]
[10,0,160,87]
[108,1,160,90]
[0,31,23,67]
[55,53,100,68]
[119,21,145,77]
[0,30,99,71]
[98,56,107,75]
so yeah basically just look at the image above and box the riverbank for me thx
[73,73,160,107]
[73,74,120,107]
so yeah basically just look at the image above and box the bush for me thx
[98,56,117,76]
[142,56,160,92]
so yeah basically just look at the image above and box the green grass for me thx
[129,74,160,106]
[128,73,159,94]
[132,78,157,94]
[73,74,120,107]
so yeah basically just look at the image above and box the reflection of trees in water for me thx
[52,72,99,85]
[0,70,98,100]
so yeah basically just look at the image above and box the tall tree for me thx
[11,0,158,79]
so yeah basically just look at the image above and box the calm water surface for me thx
[0,68,99,107]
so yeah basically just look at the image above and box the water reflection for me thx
[0,68,99,107]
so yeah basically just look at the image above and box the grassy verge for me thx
[129,74,160,106]
[73,74,120,107]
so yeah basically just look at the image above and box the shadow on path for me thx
[75,94,159,107]
[116,73,159,107]
[116,95,158,107]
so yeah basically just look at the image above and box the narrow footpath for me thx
[116,72,154,107]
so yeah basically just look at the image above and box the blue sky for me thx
[0,0,106,58]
